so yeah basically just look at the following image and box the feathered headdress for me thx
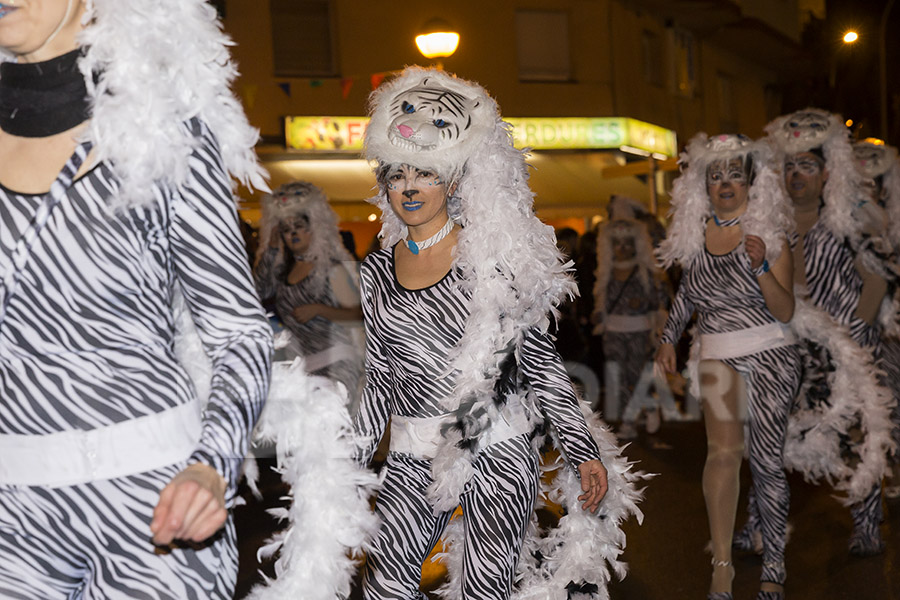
[853,141,900,249]
[657,132,794,268]
[17,0,269,210]
[765,108,868,244]
[365,67,576,508]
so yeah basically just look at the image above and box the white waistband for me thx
[390,402,532,460]
[0,401,202,487]
[699,322,796,361]
[302,342,360,373]
[606,313,654,333]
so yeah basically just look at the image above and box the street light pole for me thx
[880,0,897,140]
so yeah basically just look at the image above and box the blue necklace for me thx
[405,218,454,255]
[713,213,741,227]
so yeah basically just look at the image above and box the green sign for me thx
[284,116,676,157]
[506,117,677,157]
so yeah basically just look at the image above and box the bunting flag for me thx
[341,77,354,100]
[277,82,291,97]
[310,80,324,88]
[370,72,386,90]
[241,83,258,110]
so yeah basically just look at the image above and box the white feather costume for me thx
[364,67,648,598]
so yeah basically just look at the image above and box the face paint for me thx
[706,157,748,187]
[784,156,823,177]
[386,164,444,212]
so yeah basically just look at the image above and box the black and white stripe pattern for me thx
[661,242,801,585]
[0,118,272,597]
[354,247,600,597]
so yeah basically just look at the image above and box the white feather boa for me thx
[683,295,896,504]
[244,357,381,600]
[783,297,896,504]
[431,399,651,600]
[75,0,267,210]
[174,300,378,598]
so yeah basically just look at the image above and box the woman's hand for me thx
[655,342,677,374]
[578,459,609,513]
[150,463,227,545]
[292,303,322,323]
[745,234,766,270]
[269,224,283,249]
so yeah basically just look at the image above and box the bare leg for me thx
[700,359,745,596]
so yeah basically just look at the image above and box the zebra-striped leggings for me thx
[719,345,801,584]
[0,461,237,599]
[363,434,539,600]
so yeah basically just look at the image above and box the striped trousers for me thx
[363,435,539,600]
[0,461,237,599]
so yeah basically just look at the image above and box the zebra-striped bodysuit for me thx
[662,243,801,586]
[355,247,600,599]
[0,119,273,599]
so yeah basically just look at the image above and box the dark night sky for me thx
[794,0,900,141]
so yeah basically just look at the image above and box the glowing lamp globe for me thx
[415,19,459,59]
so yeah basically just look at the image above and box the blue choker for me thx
[713,213,741,227]
[405,218,454,255]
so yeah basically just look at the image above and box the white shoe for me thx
[645,406,661,434]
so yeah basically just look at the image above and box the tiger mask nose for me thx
[397,124,415,138]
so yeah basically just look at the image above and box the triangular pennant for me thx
[341,78,354,100]
[241,83,259,110]
[310,80,324,88]
[370,72,386,90]
[277,82,291,97]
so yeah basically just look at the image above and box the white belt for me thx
[0,401,202,487]
[390,403,532,460]
[302,342,360,373]
[606,313,654,333]
[699,322,796,361]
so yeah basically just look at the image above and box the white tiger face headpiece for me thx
[365,67,497,185]
[853,141,899,179]
[766,108,845,156]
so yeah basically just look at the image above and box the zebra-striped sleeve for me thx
[353,257,393,465]
[520,328,601,466]
[253,247,281,300]
[661,280,694,345]
[170,121,273,500]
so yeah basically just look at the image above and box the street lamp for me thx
[843,30,859,43]
[415,18,460,60]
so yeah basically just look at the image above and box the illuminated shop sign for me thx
[285,116,676,157]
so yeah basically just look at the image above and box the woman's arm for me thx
[352,259,393,465]
[252,244,281,300]
[656,276,693,374]
[153,120,273,544]
[747,236,794,322]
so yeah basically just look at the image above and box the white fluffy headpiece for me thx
[854,141,900,249]
[765,108,867,243]
[365,67,577,508]
[63,0,267,210]
[657,132,793,268]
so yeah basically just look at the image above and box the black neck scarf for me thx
[0,48,90,138]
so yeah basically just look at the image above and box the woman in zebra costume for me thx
[0,1,272,597]
[355,67,646,600]
[593,196,669,438]
[254,181,364,410]
[656,133,800,600]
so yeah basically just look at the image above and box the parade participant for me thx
[0,1,272,597]
[656,133,799,600]
[255,181,364,408]
[593,196,669,438]
[355,67,645,599]
[733,109,897,557]
[853,139,900,499]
